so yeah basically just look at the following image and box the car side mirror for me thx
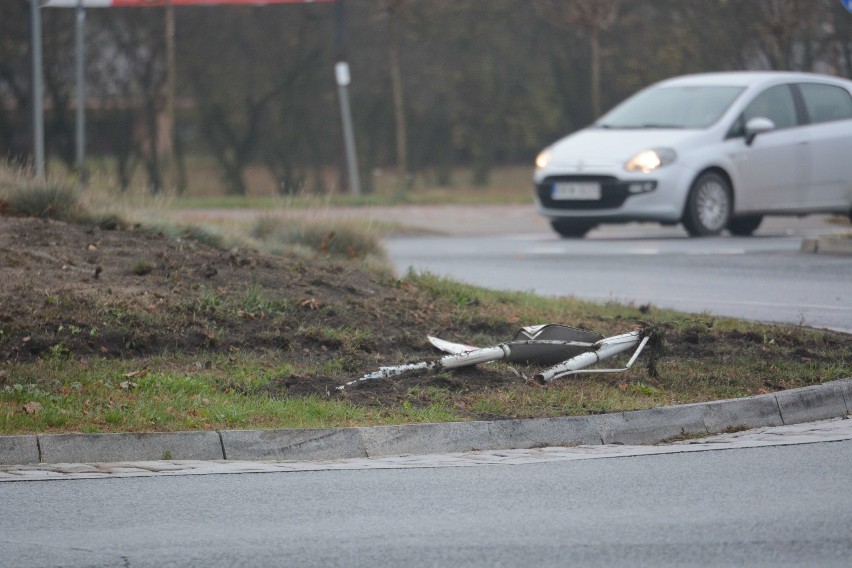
[744,117,775,146]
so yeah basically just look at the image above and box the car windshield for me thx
[597,85,745,129]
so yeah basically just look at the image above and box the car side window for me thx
[798,82,852,124]
[743,85,798,129]
[728,84,798,138]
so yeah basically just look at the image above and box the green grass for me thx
[0,354,471,433]
[3,285,847,436]
[1,358,367,433]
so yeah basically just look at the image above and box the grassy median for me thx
[0,181,849,434]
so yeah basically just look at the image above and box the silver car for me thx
[534,71,852,237]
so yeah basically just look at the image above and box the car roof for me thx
[654,71,852,89]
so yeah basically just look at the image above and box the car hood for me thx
[548,128,703,167]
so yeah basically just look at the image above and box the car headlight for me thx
[624,148,677,173]
[535,149,552,170]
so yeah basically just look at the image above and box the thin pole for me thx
[164,0,176,188]
[334,0,360,196]
[30,0,45,180]
[75,0,86,186]
[336,62,360,197]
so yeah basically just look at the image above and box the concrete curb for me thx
[800,234,852,255]
[2,378,850,466]
[36,431,224,464]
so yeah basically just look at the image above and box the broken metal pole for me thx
[337,346,509,391]
[439,345,509,368]
[338,325,653,391]
[535,332,648,383]
[337,361,435,390]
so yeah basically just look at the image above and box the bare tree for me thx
[94,10,169,193]
[753,0,828,71]
[381,0,413,193]
[533,0,620,118]
[0,2,40,165]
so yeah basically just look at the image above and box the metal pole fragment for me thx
[439,345,509,368]
[535,332,648,383]
[337,361,435,390]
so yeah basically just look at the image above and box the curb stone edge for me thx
[2,377,850,466]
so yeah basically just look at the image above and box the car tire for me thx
[550,219,595,238]
[683,171,732,237]
[727,215,763,236]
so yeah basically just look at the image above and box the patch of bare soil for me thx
[0,216,529,407]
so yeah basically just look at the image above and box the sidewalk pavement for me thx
[2,378,850,468]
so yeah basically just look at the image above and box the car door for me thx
[727,84,809,212]
[794,82,852,210]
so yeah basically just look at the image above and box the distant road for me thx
[178,203,847,239]
[383,209,852,332]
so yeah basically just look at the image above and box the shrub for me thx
[6,184,81,222]
[252,217,384,260]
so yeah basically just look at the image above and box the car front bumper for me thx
[534,164,693,224]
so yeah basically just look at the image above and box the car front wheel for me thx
[550,219,595,238]
[683,171,732,237]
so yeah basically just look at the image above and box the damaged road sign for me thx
[337,324,653,390]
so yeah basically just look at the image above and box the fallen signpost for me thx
[337,324,654,391]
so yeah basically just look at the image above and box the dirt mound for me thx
[0,216,523,407]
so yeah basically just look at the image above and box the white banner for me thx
[43,1,331,8]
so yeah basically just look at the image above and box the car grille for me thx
[536,175,630,210]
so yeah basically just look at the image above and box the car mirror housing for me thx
[745,117,775,146]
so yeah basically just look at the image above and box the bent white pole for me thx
[337,346,509,390]
[339,329,651,391]
[337,361,434,390]
[440,345,509,368]
[535,332,648,383]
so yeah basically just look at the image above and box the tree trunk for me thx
[589,26,601,118]
[388,6,409,194]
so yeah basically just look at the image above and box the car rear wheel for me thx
[550,219,595,238]
[683,171,732,237]
[727,215,763,236]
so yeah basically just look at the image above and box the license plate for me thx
[551,182,601,201]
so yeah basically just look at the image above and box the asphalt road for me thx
[385,214,852,332]
[2,437,851,568]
